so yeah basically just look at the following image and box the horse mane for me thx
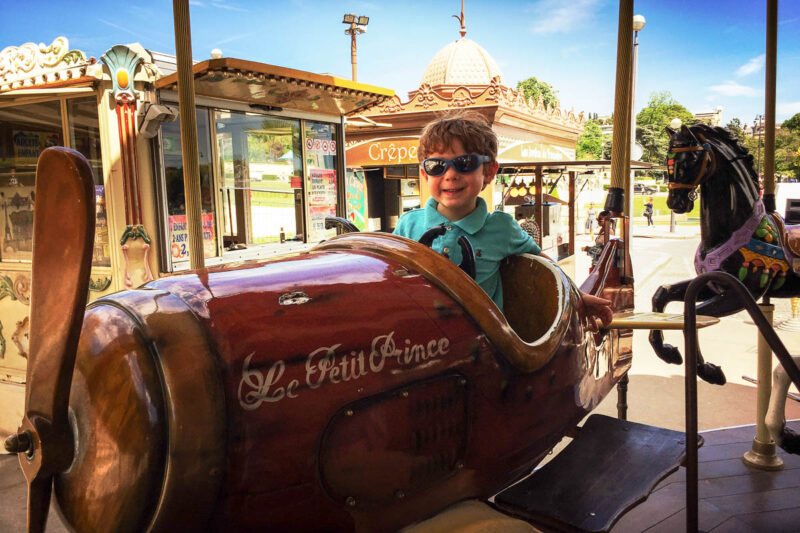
[689,123,758,186]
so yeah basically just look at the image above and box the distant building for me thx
[693,106,723,126]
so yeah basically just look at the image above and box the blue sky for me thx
[3,0,799,127]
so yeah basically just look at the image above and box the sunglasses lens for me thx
[453,154,480,173]
[422,159,447,176]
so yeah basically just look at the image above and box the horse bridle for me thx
[667,134,716,200]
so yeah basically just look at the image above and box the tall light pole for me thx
[629,14,646,225]
[754,113,765,182]
[343,14,369,81]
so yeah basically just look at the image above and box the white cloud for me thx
[778,102,800,116]
[528,0,601,35]
[709,81,759,97]
[211,2,248,12]
[736,54,765,77]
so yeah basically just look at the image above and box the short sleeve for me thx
[507,218,540,256]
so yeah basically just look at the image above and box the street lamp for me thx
[629,14,645,226]
[343,14,369,82]
[754,113,765,181]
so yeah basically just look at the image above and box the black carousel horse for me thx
[650,123,800,452]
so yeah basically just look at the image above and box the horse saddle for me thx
[769,212,800,273]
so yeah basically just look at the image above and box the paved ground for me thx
[3,221,799,532]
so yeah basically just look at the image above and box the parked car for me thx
[634,183,656,195]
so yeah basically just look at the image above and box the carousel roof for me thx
[419,37,503,88]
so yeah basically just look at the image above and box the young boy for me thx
[394,111,612,328]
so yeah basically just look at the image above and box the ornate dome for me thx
[419,37,504,87]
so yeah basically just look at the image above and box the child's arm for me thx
[537,252,613,331]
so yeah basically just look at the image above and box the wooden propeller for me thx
[3,148,95,532]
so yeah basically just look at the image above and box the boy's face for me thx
[421,139,498,221]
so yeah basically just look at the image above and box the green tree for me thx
[775,127,800,179]
[635,91,695,164]
[782,112,800,133]
[725,118,747,142]
[576,119,604,160]
[516,76,560,108]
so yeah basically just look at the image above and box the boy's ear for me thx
[483,160,499,185]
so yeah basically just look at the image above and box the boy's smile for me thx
[421,139,497,221]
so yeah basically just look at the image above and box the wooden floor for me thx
[1,422,798,532]
[611,420,800,532]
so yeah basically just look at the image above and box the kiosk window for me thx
[0,101,62,262]
[160,108,218,263]
[68,97,109,267]
[215,111,302,247]
[304,121,338,242]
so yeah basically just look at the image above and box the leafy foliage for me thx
[576,120,604,160]
[635,91,695,164]
[782,112,800,133]
[516,76,560,108]
[725,118,747,142]
[738,120,800,180]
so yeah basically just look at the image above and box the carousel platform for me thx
[0,420,798,532]
[610,419,800,532]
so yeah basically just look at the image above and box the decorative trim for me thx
[89,276,112,292]
[101,45,145,105]
[12,273,30,305]
[0,37,94,91]
[120,224,152,245]
[0,275,17,303]
[372,76,583,130]
[120,224,155,288]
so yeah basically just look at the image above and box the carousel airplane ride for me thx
[8,2,795,532]
[4,138,648,532]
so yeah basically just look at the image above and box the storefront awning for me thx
[155,58,395,117]
[496,159,655,174]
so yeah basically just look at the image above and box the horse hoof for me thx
[698,363,726,385]
[779,427,800,455]
[657,344,683,365]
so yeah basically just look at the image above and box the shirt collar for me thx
[423,196,490,235]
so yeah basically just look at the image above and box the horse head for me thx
[665,124,716,214]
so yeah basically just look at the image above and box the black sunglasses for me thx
[421,154,491,177]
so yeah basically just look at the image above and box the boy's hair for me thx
[418,111,497,162]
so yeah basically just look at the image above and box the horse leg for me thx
[765,355,800,455]
[650,280,737,385]
[649,281,690,365]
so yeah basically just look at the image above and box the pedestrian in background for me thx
[585,205,596,235]
[644,197,654,227]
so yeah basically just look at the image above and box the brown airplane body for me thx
[9,148,633,532]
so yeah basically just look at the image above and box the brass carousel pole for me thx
[172,0,205,269]
[743,0,783,472]
[609,0,634,484]
[606,0,633,221]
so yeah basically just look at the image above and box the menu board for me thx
[309,168,337,205]
[345,170,367,231]
[169,213,217,261]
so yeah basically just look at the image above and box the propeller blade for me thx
[13,147,95,533]
[27,477,52,533]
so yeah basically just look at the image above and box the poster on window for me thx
[345,170,367,231]
[12,130,62,164]
[308,204,337,242]
[308,168,337,205]
[169,213,216,261]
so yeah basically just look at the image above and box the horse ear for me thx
[665,126,676,136]
[681,124,700,143]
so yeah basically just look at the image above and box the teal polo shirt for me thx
[394,197,540,310]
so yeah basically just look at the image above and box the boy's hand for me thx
[578,291,613,332]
